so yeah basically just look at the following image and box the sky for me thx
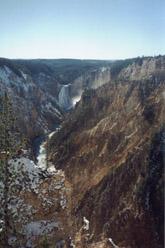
[0,0,165,60]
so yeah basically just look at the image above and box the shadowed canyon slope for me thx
[49,56,165,248]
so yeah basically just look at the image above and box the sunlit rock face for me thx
[0,65,64,139]
[70,67,111,104]
[49,56,165,248]
[118,56,165,81]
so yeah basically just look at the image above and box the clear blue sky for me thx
[0,0,164,60]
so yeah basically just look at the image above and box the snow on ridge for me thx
[10,156,64,191]
[25,220,59,247]
[25,219,59,236]
[3,155,69,247]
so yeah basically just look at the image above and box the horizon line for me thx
[0,54,164,61]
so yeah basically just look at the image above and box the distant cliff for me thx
[49,56,165,248]
[118,56,165,81]
[70,67,111,103]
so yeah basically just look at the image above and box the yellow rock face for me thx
[50,56,165,248]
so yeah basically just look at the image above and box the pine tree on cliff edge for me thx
[0,92,25,247]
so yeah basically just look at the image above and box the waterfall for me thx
[58,85,73,110]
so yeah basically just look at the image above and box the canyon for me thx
[0,59,110,139]
[49,56,165,248]
[0,56,164,247]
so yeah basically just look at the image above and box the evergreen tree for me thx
[37,235,53,248]
[0,92,25,247]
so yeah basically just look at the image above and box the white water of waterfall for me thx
[58,85,73,110]
[72,95,81,106]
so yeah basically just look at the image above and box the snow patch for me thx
[108,238,118,248]
[70,240,75,247]
[83,216,89,230]
[25,220,59,247]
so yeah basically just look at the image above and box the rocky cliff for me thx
[49,56,165,247]
[0,60,64,140]
[118,56,165,81]
[70,67,111,104]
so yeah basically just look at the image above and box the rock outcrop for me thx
[70,67,110,104]
[118,56,165,81]
[49,56,165,247]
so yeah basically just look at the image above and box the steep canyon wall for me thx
[49,56,165,248]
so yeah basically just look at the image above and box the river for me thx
[33,124,60,170]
